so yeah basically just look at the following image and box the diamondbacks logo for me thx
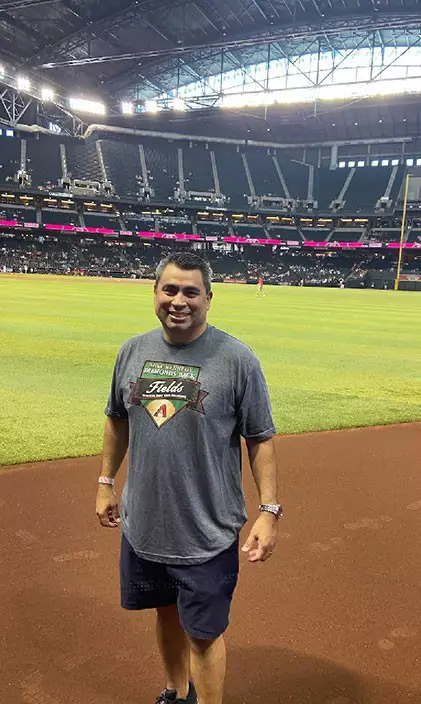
[127,361,208,428]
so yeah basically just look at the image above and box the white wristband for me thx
[98,476,115,486]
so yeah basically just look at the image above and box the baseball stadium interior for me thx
[1,0,421,290]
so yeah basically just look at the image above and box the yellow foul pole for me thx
[394,173,410,291]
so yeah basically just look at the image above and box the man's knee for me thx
[187,634,221,655]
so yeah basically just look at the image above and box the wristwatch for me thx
[259,503,283,520]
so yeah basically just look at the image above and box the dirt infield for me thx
[1,423,421,704]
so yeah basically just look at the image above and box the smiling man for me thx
[96,251,281,704]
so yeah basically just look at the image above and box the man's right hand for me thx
[96,485,121,528]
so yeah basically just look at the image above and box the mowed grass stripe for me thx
[1,275,420,465]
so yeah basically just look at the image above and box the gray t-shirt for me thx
[105,324,276,565]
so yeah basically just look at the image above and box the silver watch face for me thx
[260,504,283,519]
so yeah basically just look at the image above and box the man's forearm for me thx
[246,437,278,504]
[100,416,129,479]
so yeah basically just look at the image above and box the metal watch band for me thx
[259,503,283,519]
[98,476,115,486]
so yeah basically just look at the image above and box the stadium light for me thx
[121,101,134,115]
[0,65,4,78]
[173,97,186,111]
[41,87,54,102]
[69,98,106,115]
[17,76,30,92]
[144,99,159,113]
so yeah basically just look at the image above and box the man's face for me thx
[154,263,212,343]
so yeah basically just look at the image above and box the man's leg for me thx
[188,635,226,704]
[156,604,190,699]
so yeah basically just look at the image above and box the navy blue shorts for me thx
[120,534,239,640]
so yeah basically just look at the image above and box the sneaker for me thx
[155,681,198,703]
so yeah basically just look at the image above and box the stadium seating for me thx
[280,159,309,200]
[83,213,120,230]
[330,229,363,242]
[196,221,229,237]
[213,146,249,208]
[314,168,349,211]
[0,205,36,222]
[232,224,266,238]
[0,133,407,221]
[142,137,179,201]
[159,220,193,234]
[267,226,300,239]
[27,137,62,188]
[389,165,405,203]
[0,136,20,182]
[42,209,78,226]
[183,142,214,193]
[208,252,248,279]
[302,227,330,242]
[344,167,392,213]
[370,228,401,242]
[66,140,103,182]
[246,150,284,197]
[3,230,417,289]
[123,213,155,231]
[407,228,421,243]
[101,140,141,199]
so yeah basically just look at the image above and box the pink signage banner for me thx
[0,219,38,229]
[0,220,420,250]
[387,242,421,249]
[223,236,285,245]
[136,231,202,241]
[45,224,119,234]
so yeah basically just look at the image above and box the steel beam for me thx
[39,15,421,69]
[0,87,32,125]
[0,0,59,10]
[199,0,233,28]
[192,3,220,32]
[0,83,85,137]
[30,0,182,65]
[0,10,42,43]
[57,12,421,102]
[371,35,421,81]
[317,32,372,85]
[248,0,270,22]
[223,50,269,91]
[272,41,318,86]
[234,0,256,24]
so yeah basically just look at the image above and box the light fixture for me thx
[145,99,159,113]
[173,97,186,111]
[121,101,134,115]
[69,98,106,115]
[41,87,54,102]
[0,65,4,78]
[17,76,30,91]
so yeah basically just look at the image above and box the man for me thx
[96,251,281,704]
[256,275,266,296]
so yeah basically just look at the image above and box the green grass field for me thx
[1,274,421,465]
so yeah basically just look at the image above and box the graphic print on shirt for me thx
[127,360,208,428]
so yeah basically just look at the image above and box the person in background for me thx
[256,274,266,296]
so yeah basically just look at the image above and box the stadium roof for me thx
[1,0,421,105]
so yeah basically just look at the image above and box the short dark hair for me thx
[155,251,213,294]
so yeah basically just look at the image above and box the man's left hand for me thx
[242,513,278,563]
